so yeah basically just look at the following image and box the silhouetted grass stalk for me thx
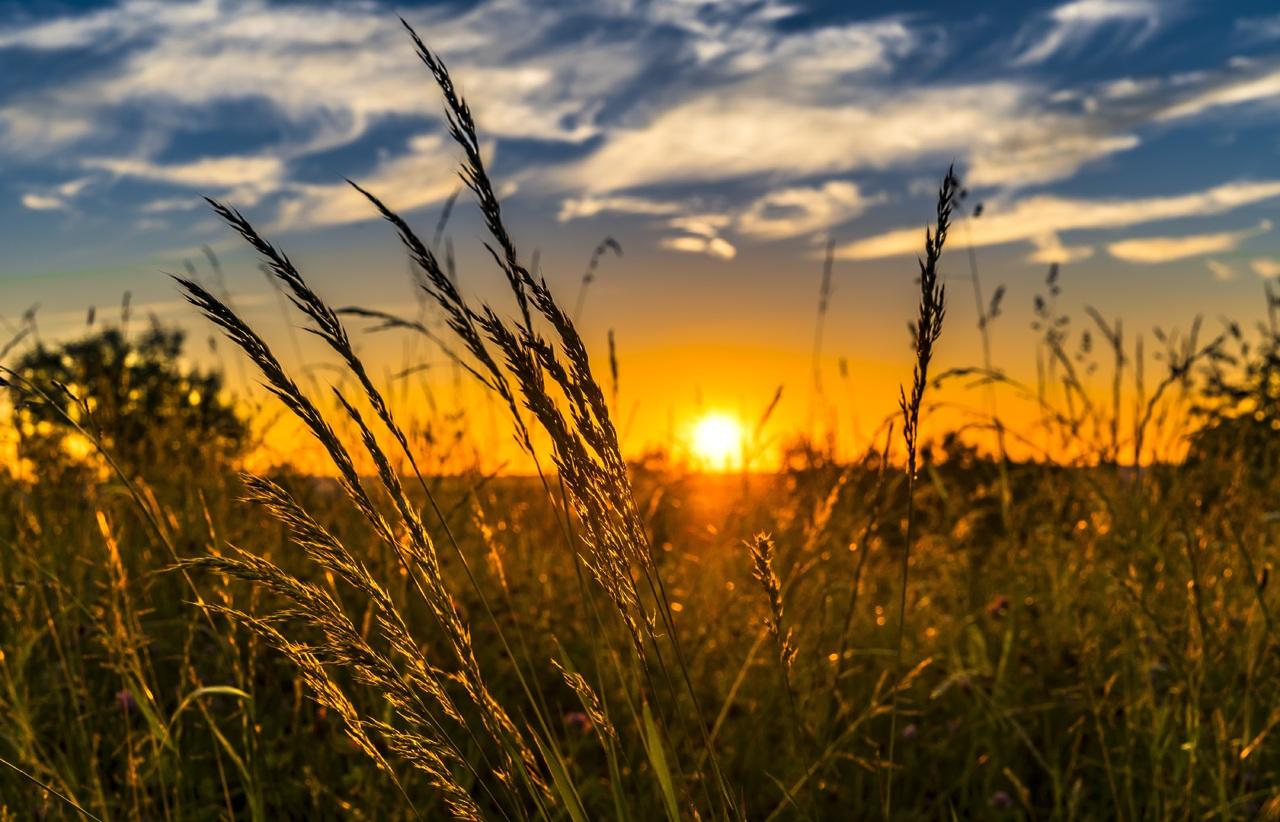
[885,167,957,816]
[572,237,622,323]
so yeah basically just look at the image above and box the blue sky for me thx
[4,0,1280,456]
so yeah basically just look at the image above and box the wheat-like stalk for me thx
[173,272,545,812]
[172,17,746,815]
[359,20,737,811]
[352,21,682,657]
[551,658,617,743]
[886,165,958,816]
[185,554,480,817]
[748,532,796,671]
[572,237,623,323]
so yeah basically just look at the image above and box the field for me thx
[4,19,1280,822]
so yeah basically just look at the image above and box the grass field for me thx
[3,19,1280,821]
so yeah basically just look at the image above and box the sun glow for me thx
[690,412,744,471]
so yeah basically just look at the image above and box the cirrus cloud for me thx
[661,234,737,260]
[3,0,1280,252]
[1011,0,1164,66]
[1251,258,1280,278]
[1107,220,1271,263]
[838,180,1280,261]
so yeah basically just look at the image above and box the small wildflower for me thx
[564,711,592,734]
[116,688,137,713]
[986,595,1010,618]
[991,790,1013,809]
[901,723,918,740]
[551,659,616,741]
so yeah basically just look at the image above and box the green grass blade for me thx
[641,700,681,822]
[529,731,589,822]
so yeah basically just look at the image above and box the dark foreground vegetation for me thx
[4,19,1280,821]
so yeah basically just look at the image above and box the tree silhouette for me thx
[1189,318,1280,475]
[10,324,246,478]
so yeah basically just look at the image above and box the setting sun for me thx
[690,412,744,471]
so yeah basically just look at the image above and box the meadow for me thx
[3,20,1280,821]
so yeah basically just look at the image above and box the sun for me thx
[690,412,744,471]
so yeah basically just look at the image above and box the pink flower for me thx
[116,688,137,713]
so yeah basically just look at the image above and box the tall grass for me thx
[166,19,746,818]
[885,167,956,816]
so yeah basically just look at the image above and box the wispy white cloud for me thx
[21,193,68,211]
[86,154,286,205]
[736,182,882,240]
[661,234,737,260]
[645,0,913,80]
[3,0,1280,250]
[837,180,1280,260]
[558,82,1136,193]
[968,133,1139,188]
[0,105,95,156]
[1011,0,1163,66]
[1234,14,1280,44]
[1213,253,1280,283]
[77,132,459,230]
[1207,259,1239,281]
[1251,257,1280,278]
[272,135,458,231]
[0,0,644,226]
[1155,67,1280,121]
[704,19,916,81]
[18,177,95,211]
[1107,220,1271,263]
[557,194,687,222]
[0,0,219,49]
[660,212,737,259]
[667,214,732,238]
[0,1,600,146]
[1028,232,1094,265]
[560,180,884,245]
[0,0,919,233]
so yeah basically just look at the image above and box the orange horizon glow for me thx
[225,366,1207,476]
[0,327,1213,478]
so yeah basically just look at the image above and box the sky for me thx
[3,0,1280,466]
